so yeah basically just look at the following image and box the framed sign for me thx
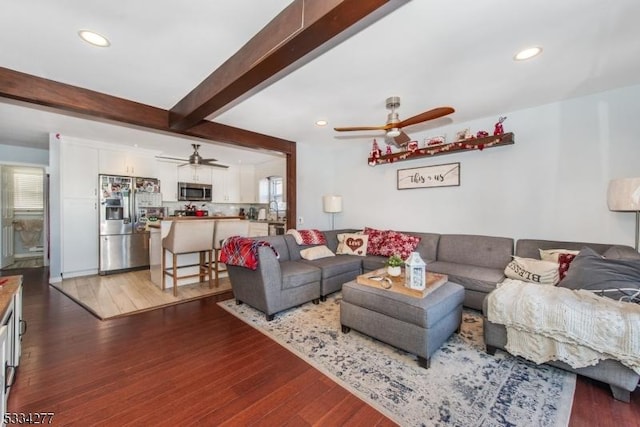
[397,162,460,190]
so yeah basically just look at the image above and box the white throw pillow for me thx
[504,256,560,285]
[336,233,369,256]
[300,245,335,260]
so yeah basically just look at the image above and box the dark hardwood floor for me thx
[3,268,639,426]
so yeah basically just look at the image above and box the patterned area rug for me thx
[219,293,576,427]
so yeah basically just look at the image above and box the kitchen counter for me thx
[166,215,245,220]
[147,215,245,229]
[251,219,286,225]
[0,275,21,318]
[149,218,250,289]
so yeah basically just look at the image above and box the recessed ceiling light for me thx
[315,120,328,126]
[78,30,111,47]
[513,46,542,61]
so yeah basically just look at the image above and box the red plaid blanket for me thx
[220,236,279,270]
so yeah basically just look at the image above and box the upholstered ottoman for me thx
[340,279,465,368]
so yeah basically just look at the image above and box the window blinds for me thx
[12,168,44,210]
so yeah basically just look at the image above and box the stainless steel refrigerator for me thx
[98,175,162,275]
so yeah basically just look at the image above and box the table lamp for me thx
[607,177,640,251]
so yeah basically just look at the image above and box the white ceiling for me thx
[1,0,640,164]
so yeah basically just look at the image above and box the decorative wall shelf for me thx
[369,132,515,166]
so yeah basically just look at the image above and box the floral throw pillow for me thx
[363,227,387,255]
[558,252,577,280]
[377,230,421,260]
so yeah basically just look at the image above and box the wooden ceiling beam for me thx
[169,0,409,131]
[0,66,294,154]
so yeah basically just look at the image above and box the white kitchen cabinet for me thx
[258,178,269,204]
[248,222,269,237]
[61,143,99,198]
[155,161,179,202]
[239,165,256,203]
[211,168,228,203]
[0,324,7,420]
[177,165,211,184]
[99,149,156,177]
[0,277,24,423]
[225,166,240,203]
[62,197,99,277]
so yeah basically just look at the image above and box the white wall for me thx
[296,85,640,247]
[0,144,48,165]
[48,133,61,282]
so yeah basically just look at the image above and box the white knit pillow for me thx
[300,245,335,261]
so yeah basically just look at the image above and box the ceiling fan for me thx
[334,97,454,147]
[156,144,228,169]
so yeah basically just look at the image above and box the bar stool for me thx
[213,219,251,287]
[162,220,215,296]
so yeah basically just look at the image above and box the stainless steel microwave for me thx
[177,182,212,202]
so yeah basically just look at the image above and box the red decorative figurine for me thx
[368,139,382,166]
[493,116,507,136]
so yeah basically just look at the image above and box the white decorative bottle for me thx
[404,251,426,290]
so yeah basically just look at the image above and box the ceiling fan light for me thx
[387,128,401,138]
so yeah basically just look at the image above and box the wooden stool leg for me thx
[214,249,220,288]
[208,249,214,289]
[172,253,178,297]
[199,251,205,283]
[161,247,166,291]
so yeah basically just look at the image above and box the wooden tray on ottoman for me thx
[356,268,448,298]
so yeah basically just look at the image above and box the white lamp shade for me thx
[323,195,343,213]
[607,178,640,211]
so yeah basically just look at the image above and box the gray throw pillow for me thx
[603,245,640,260]
[558,247,640,302]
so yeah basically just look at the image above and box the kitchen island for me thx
[148,216,249,290]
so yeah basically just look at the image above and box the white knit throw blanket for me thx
[487,279,640,374]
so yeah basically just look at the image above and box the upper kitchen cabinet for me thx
[99,149,156,177]
[210,167,239,203]
[239,164,257,203]
[155,161,178,202]
[61,142,99,198]
[177,164,212,184]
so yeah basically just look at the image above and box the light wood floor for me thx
[52,269,232,319]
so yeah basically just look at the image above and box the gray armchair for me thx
[227,235,321,321]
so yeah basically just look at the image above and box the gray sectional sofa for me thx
[227,229,513,316]
[226,229,640,402]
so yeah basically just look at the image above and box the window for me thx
[269,176,283,204]
[12,167,44,211]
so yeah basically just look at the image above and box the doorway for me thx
[0,165,47,270]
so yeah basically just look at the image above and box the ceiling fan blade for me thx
[334,125,388,132]
[201,157,218,162]
[398,107,455,128]
[156,155,187,161]
[205,162,229,169]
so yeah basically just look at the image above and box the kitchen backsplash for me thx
[162,201,268,217]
